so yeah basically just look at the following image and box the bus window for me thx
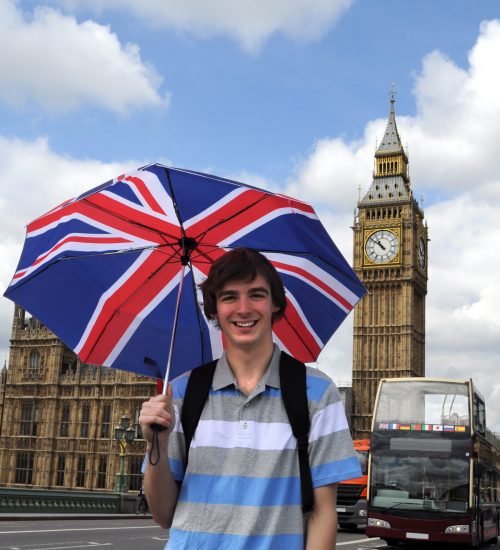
[474,395,486,435]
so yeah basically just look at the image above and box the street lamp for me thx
[114,413,136,493]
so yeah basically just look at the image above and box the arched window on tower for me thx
[60,403,70,437]
[28,351,41,378]
[80,404,90,438]
[100,403,111,438]
[20,401,39,436]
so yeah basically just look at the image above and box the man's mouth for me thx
[233,320,257,328]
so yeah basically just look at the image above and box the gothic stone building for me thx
[0,305,156,491]
[351,94,429,439]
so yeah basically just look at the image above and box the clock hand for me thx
[369,237,387,251]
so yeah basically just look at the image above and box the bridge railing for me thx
[0,487,136,514]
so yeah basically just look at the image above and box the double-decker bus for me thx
[366,378,500,547]
[337,439,370,530]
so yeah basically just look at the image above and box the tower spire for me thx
[359,87,411,206]
[377,85,404,155]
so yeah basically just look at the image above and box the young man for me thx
[139,248,360,549]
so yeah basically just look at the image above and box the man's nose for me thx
[235,296,251,312]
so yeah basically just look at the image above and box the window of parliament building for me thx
[0,305,156,492]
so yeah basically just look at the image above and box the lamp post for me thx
[114,413,135,493]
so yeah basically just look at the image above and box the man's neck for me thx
[226,341,275,395]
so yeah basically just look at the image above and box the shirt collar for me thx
[212,344,281,391]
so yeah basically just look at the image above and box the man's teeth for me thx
[234,321,256,327]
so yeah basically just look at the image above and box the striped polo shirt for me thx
[159,345,361,549]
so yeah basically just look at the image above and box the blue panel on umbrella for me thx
[7,251,144,352]
[107,181,146,206]
[163,167,246,223]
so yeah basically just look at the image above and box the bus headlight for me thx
[444,525,469,534]
[368,518,391,529]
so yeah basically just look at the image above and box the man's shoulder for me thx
[170,357,222,400]
[303,366,341,406]
[304,365,334,384]
[170,370,193,400]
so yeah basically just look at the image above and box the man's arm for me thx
[140,387,179,529]
[305,484,338,549]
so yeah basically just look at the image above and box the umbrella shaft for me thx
[163,264,186,394]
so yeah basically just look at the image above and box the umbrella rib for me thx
[186,271,212,365]
[80,197,181,247]
[163,168,186,237]
[163,167,199,266]
[23,243,180,268]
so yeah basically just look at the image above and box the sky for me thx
[1,0,500,428]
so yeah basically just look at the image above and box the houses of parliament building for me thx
[0,306,156,492]
[0,94,428,491]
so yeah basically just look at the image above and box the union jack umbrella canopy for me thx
[4,163,366,383]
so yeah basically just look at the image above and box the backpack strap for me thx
[279,351,314,513]
[180,360,217,465]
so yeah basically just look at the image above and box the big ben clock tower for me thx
[351,91,428,439]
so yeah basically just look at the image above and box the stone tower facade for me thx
[351,94,428,439]
[0,305,156,491]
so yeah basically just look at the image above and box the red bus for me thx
[337,439,370,529]
[366,378,500,547]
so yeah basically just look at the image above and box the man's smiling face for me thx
[214,274,279,352]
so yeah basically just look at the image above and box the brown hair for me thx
[200,248,286,323]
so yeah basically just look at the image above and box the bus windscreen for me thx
[374,380,469,428]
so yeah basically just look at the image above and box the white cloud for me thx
[285,137,373,213]
[405,20,500,196]
[0,0,168,113]
[56,0,353,54]
[287,20,500,428]
[425,198,500,359]
[0,135,138,238]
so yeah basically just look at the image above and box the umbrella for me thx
[4,163,366,385]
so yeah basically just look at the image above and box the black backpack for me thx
[180,351,314,513]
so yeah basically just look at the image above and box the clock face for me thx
[365,230,399,263]
[418,237,426,269]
